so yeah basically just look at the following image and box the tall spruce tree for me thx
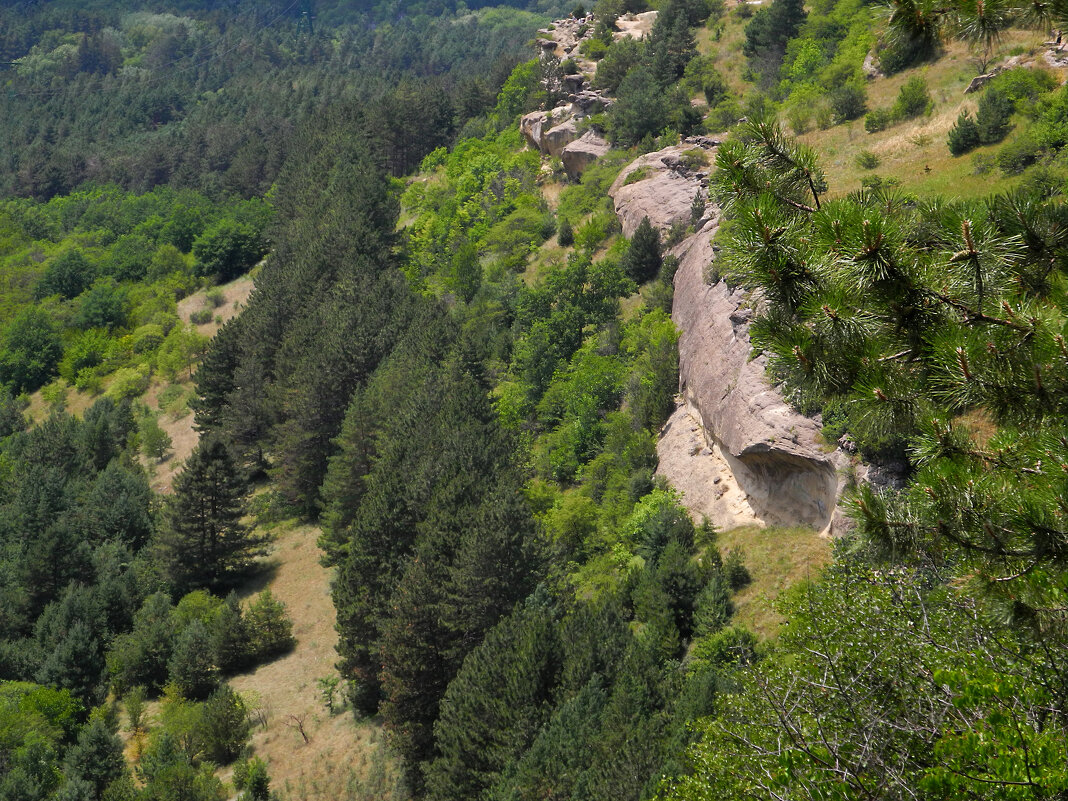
[158,436,265,593]
[621,217,663,284]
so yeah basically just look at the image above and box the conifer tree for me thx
[620,217,663,284]
[158,436,264,593]
[169,621,220,700]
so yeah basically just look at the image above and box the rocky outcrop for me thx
[608,142,849,534]
[609,141,713,236]
[520,106,582,156]
[561,130,611,178]
[614,10,658,41]
[543,118,581,157]
[666,220,846,533]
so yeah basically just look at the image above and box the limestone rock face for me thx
[607,142,849,534]
[520,106,578,156]
[609,142,712,237]
[561,130,610,178]
[665,219,847,532]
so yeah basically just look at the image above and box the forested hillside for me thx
[6,0,1068,798]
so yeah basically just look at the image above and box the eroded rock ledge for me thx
[608,142,849,534]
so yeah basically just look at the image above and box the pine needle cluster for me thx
[713,118,1068,625]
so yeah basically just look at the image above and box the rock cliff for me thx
[608,142,848,534]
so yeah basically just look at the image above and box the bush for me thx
[703,69,730,107]
[987,67,1058,114]
[947,111,981,155]
[192,219,265,282]
[623,166,651,186]
[195,686,249,764]
[998,134,1043,175]
[864,107,893,133]
[975,86,1014,144]
[140,413,173,461]
[190,308,213,325]
[580,37,609,60]
[707,97,743,132]
[855,150,880,169]
[75,279,128,330]
[620,217,662,283]
[168,621,220,701]
[829,83,867,122]
[245,591,294,661]
[724,549,752,590]
[106,366,151,401]
[557,217,574,247]
[892,75,932,120]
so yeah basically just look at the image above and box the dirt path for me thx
[228,523,400,800]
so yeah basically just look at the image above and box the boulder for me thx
[520,110,551,152]
[543,118,581,157]
[520,106,575,155]
[561,130,611,178]
[570,89,612,115]
[562,73,587,92]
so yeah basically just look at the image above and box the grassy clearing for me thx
[715,524,833,639]
[695,8,751,100]
[800,33,1066,198]
[226,520,401,800]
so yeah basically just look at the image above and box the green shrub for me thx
[106,366,151,401]
[623,166,651,186]
[205,289,226,308]
[192,219,265,282]
[987,67,1058,113]
[195,685,249,764]
[975,86,1015,144]
[997,134,1042,175]
[679,149,708,171]
[706,98,743,132]
[829,83,867,122]
[864,107,893,133]
[947,111,981,155]
[190,308,213,325]
[855,150,880,169]
[892,75,932,120]
[245,591,295,661]
[703,69,730,107]
[140,413,173,460]
[558,217,574,247]
[131,323,165,354]
[580,38,609,60]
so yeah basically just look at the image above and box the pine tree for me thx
[158,436,265,593]
[209,594,251,674]
[424,601,560,801]
[620,217,662,284]
[62,711,126,797]
[169,621,220,701]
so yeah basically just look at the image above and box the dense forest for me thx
[5,0,1068,798]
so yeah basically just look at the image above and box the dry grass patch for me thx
[715,524,832,639]
[177,273,254,337]
[227,521,401,800]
